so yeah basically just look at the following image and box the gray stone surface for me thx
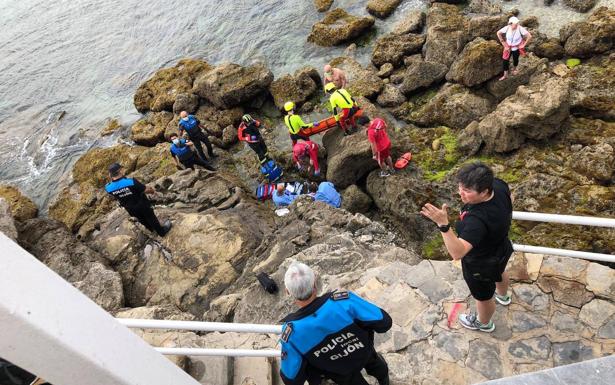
[579,299,615,329]
[511,311,547,332]
[508,336,552,361]
[466,340,503,380]
[434,330,469,362]
[188,356,233,385]
[552,341,595,366]
[512,284,550,311]
[551,311,583,334]
[597,318,615,339]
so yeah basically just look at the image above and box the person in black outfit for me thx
[238,114,269,163]
[421,162,513,333]
[177,110,217,161]
[105,163,172,237]
[168,133,215,171]
[279,262,391,385]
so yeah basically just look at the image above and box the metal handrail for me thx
[117,318,282,334]
[155,347,281,358]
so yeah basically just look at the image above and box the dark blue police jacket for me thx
[279,291,392,385]
[178,115,199,132]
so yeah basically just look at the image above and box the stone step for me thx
[233,357,273,385]
[188,355,233,385]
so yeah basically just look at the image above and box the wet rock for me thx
[467,0,502,14]
[329,56,384,98]
[531,36,565,60]
[511,311,547,332]
[477,75,570,153]
[569,57,615,120]
[508,336,552,361]
[552,341,595,366]
[18,218,124,311]
[485,53,548,101]
[372,33,425,68]
[562,0,598,13]
[314,0,333,12]
[341,185,373,214]
[562,7,615,58]
[134,59,211,113]
[269,66,320,110]
[466,15,509,41]
[0,185,38,222]
[391,10,425,35]
[377,63,394,78]
[409,84,495,130]
[466,340,502,380]
[423,3,468,68]
[367,0,402,19]
[585,262,615,301]
[193,62,273,109]
[377,84,406,107]
[579,299,615,329]
[100,119,122,137]
[172,93,199,114]
[446,38,502,87]
[0,199,18,240]
[130,111,174,146]
[512,283,550,311]
[572,143,614,182]
[400,59,448,95]
[307,8,375,47]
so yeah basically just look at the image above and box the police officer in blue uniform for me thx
[169,133,215,171]
[178,110,217,161]
[280,262,391,385]
[105,162,171,236]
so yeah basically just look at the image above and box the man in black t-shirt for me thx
[421,162,513,333]
[105,162,172,237]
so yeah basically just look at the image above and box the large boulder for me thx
[569,56,615,120]
[372,33,426,68]
[130,111,174,146]
[466,15,508,41]
[134,59,211,113]
[307,8,375,46]
[172,93,199,114]
[18,218,124,311]
[408,84,495,130]
[572,143,615,182]
[341,185,373,213]
[314,0,333,12]
[530,36,565,60]
[400,59,448,95]
[0,199,18,240]
[562,7,615,58]
[478,75,571,153]
[486,53,548,101]
[268,66,321,110]
[0,185,38,222]
[423,3,468,68]
[446,38,502,87]
[377,84,406,107]
[192,62,273,109]
[562,0,598,13]
[391,11,425,35]
[467,0,502,15]
[367,0,402,19]
[329,56,384,98]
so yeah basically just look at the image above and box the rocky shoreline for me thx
[1,2,614,384]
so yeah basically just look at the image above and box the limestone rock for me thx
[511,311,547,332]
[529,32,565,60]
[552,341,595,366]
[563,0,598,13]
[537,276,593,308]
[486,53,548,101]
[377,63,394,78]
[585,262,615,301]
[508,336,552,361]
[466,340,502,380]
[134,59,211,113]
[0,199,18,240]
[100,119,122,137]
[130,111,174,146]
[400,60,448,95]
[115,305,196,321]
[598,319,615,339]
[268,66,321,110]
[377,84,406,107]
[467,0,502,14]
[329,56,384,98]
[0,185,38,222]
[172,93,199,114]
[477,75,570,153]
[307,8,375,47]
[446,38,502,87]
[466,15,508,41]
[372,33,425,68]
[391,11,425,35]
[512,283,550,311]
[457,121,483,156]
[540,255,588,281]
[367,0,402,19]
[314,0,333,12]
[342,185,373,214]
[579,299,615,329]
[563,7,615,58]
[409,84,495,130]
[572,143,615,182]
[423,3,467,68]
[551,311,584,334]
[193,63,273,109]
[569,57,615,120]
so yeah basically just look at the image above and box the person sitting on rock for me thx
[169,133,215,171]
[238,114,270,163]
[325,82,358,136]
[272,183,300,208]
[105,162,172,237]
[497,16,532,81]
[279,261,391,385]
[309,181,341,208]
[177,110,217,161]
[292,140,320,177]
[284,101,317,146]
[323,64,347,90]
[360,116,394,177]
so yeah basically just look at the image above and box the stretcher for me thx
[298,108,364,137]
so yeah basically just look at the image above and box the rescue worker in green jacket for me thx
[325,82,358,136]
[284,101,318,146]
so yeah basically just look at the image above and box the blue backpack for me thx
[260,159,283,182]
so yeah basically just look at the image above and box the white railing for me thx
[511,211,615,263]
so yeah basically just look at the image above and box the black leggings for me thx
[248,140,269,163]
[186,130,215,160]
[290,132,310,145]
[181,155,215,171]
[503,49,520,71]
[127,205,166,236]
[318,351,389,385]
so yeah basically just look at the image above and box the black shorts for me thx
[462,252,512,301]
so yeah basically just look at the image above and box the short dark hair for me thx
[356,115,370,126]
[456,162,494,194]
[308,182,318,194]
[169,133,178,139]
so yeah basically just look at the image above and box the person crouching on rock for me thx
[272,183,300,208]
[292,140,320,177]
[360,116,394,177]
[177,110,217,161]
[308,181,341,208]
[169,133,215,171]
[284,101,316,146]
[420,162,513,333]
[325,82,358,136]
[497,16,531,81]
[238,114,270,164]
[323,64,347,90]
[279,262,392,385]
[105,162,172,237]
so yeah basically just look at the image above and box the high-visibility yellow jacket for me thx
[285,114,311,135]
[329,89,355,120]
